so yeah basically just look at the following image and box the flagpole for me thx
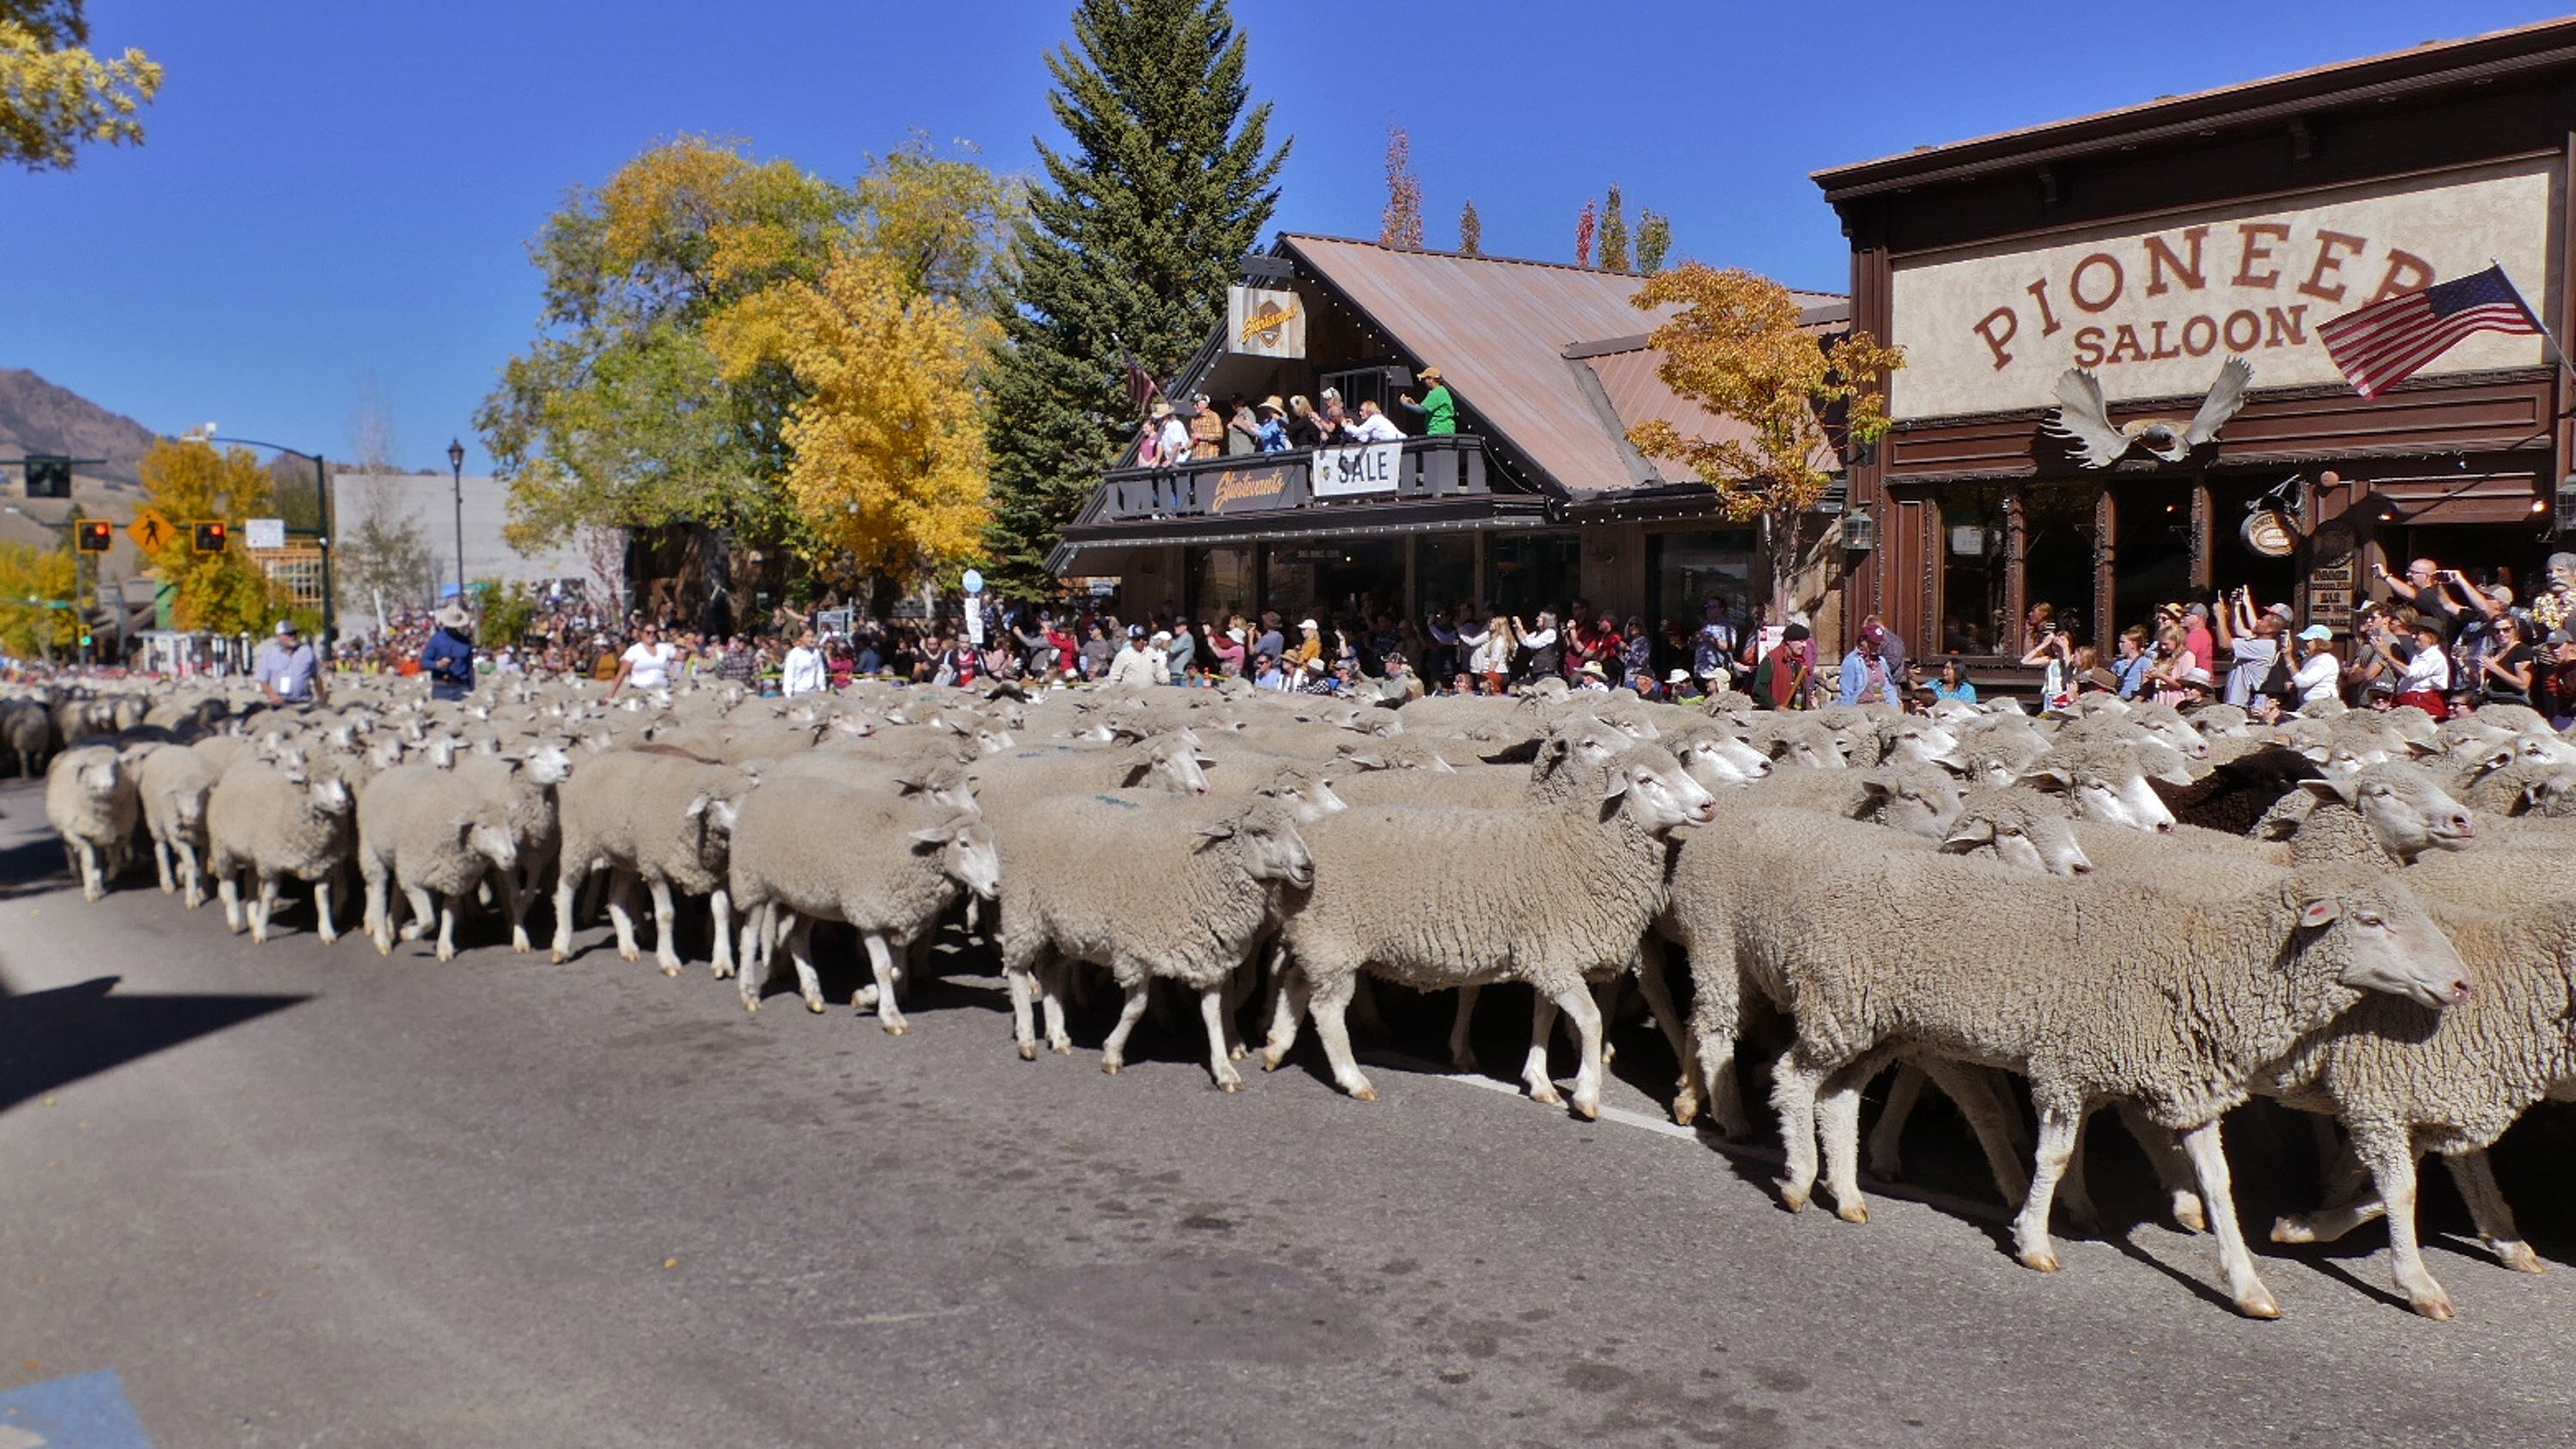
[2490,258,2575,377]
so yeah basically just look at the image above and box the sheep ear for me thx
[1601,771,1633,801]
[1194,752,1218,766]
[1194,820,1238,842]
[683,794,710,819]
[1428,754,1455,774]
[1857,776,1896,801]
[2297,896,2340,928]
[907,824,950,847]
[1341,752,1386,771]
[2155,762,2195,786]
[2297,744,2331,763]
[1938,819,1996,853]
[2019,765,2073,791]
[2299,776,2358,806]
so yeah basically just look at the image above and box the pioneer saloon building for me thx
[1814,19,2576,660]
[1048,234,1847,635]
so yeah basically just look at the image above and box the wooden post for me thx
[2189,478,2214,592]
[2003,486,2029,653]
[2093,487,2116,645]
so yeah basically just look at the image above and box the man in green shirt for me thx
[1400,366,1456,435]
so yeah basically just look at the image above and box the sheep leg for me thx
[648,877,683,977]
[401,885,436,942]
[1038,959,1072,1055]
[434,892,464,962]
[1639,937,1702,1125]
[1346,972,1391,1041]
[1305,970,1376,1102]
[2335,1126,2452,1319]
[1448,984,1482,1073]
[153,836,175,894]
[735,904,769,1011]
[2116,1101,2207,1233]
[219,870,245,934]
[861,930,908,1035]
[1259,961,1309,1070]
[2179,1119,2280,1320]
[177,840,205,910]
[251,874,279,943]
[1098,977,1151,1072]
[1522,995,1563,1106]
[495,868,530,953]
[605,872,641,963]
[708,887,736,979]
[1771,1050,1828,1213]
[364,866,392,954]
[1688,973,1754,1141]
[2444,1149,2543,1275]
[2011,1099,2081,1273]
[1006,964,1042,1060]
[1590,975,1620,1068]
[74,838,103,902]
[2057,1110,2103,1233]
[783,915,828,1010]
[1865,1064,1929,1181]
[548,861,585,963]
[1815,1065,1872,1223]
[312,876,340,946]
[1554,983,1608,1120]
[1627,946,1688,1082]
[1199,987,1244,1092]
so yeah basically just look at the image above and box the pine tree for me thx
[1379,124,1422,250]
[1575,198,1598,269]
[982,0,1290,598]
[1599,186,1631,272]
[1458,199,1482,256]
[1637,209,1673,274]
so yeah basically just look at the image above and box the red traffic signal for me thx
[192,521,229,554]
[75,520,112,553]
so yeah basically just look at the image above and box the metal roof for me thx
[1279,234,1841,499]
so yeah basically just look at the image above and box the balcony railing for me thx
[1093,435,1495,522]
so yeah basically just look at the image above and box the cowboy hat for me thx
[1417,366,1443,382]
[435,604,471,630]
[1579,661,1607,678]
[1258,395,1286,416]
[1665,668,1692,684]
[1148,401,1172,419]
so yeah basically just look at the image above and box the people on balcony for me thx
[1398,365,1455,435]
[1188,393,1224,460]
[1255,397,1291,453]
[1286,395,1327,448]
[1225,397,1260,455]
[1343,398,1406,443]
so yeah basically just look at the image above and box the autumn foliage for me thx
[1628,265,1905,610]
[137,439,288,635]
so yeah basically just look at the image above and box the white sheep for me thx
[355,764,522,959]
[44,743,137,901]
[204,759,357,943]
[550,750,754,976]
[1760,855,2470,1318]
[137,743,221,907]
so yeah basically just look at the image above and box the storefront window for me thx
[2022,484,2099,644]
[1649,529,1757,637]
[1937,488,2008,654]
[1486,531,1581,620]
[1187,545,1255,626]
[1266,539,1402,620]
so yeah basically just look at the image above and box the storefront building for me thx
[1814,20,2576,661]
[1049,234,1846,644]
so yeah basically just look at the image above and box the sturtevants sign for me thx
[1886,158,2554,418]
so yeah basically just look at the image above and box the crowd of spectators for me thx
[1132,368,1457,468]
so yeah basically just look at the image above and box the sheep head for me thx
[2298,762,2475,861]
[2282,867,2471,1010]
[910,814,1000,900]
[1196,805,1313,890]
[1601,746,1718,831]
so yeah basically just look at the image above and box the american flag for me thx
[1118,341,1162,420]
[2316,264,2544,398]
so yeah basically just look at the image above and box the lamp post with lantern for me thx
[447,438,467,600]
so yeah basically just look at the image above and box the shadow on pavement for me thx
[0,831,76,901]
[0,974,307,1113]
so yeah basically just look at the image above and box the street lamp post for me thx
[447,439,467,600]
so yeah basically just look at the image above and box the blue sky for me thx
[2,0,2561,472]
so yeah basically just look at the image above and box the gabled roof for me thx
[1277,234,1842,498]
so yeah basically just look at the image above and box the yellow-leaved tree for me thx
[1,2,161,172]
[137,439,285,634]
[709,247,993,587]
[0,539,78,656]
[1628,264,1904,615]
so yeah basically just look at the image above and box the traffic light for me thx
[23,456,71,499]
[192,521,229,554]
[75,520,112,553]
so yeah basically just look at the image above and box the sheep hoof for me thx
[398,922,424,941]
[712,963,734,979]
[1600,1043,1617,1068]
[744,1000,760,1014]
[1835,1201,1871,1226]
[2238,1289,2284,1321]
[1528,1084,1563,1107]
[1571,1095,1601,1121]
[435,947,454,963]
[1349,1085,1378,1103]
[659,964,681,978]
[1215,1075,1243,1093]
[2498,1244,2545,1275]
[1018,1043,1038,1062]
[511,934,532,953]
[1049,1038,1073,1056]
[1228,1044,1249,1062]
[2404,1291,2451,1321]
[2172,1196,2208,1234]
[851,986,880,1009]
[2268,1215,2316,1245]
[2017,1249,2062,1274]
[805,997,826,1014]
[1260,1048,1287,1071]
[882,1020,910,1037]
[1779,1186,1810,1214]
[374,941,392,958]
[549,948,568,964]
[1102,1059,1121,1075]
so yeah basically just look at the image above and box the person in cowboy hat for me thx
[422,601,477,702]
[1398,365,1456,435]
[1254,396,1291,453]
[1154,399,1191,469]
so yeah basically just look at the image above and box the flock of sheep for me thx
[14,665,2575,1324]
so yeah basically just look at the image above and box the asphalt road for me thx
[3,776,2573,1448]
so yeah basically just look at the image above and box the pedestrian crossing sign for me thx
[127,507,174,552]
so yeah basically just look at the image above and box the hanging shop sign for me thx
[1886,158,2551,418]
[1206,461,1303,515]
[1310,441,1403,498]
[2306,522,2357,629]
[1227,286,1306,359]
[2239,508,2300,557]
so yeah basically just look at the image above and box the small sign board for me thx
[126,507,175,552]
[245,517,287,551]
[1088,581,1117,598]
[1227,286,1306,358]
[1310,441,1403,498]
[961,567,984,595]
